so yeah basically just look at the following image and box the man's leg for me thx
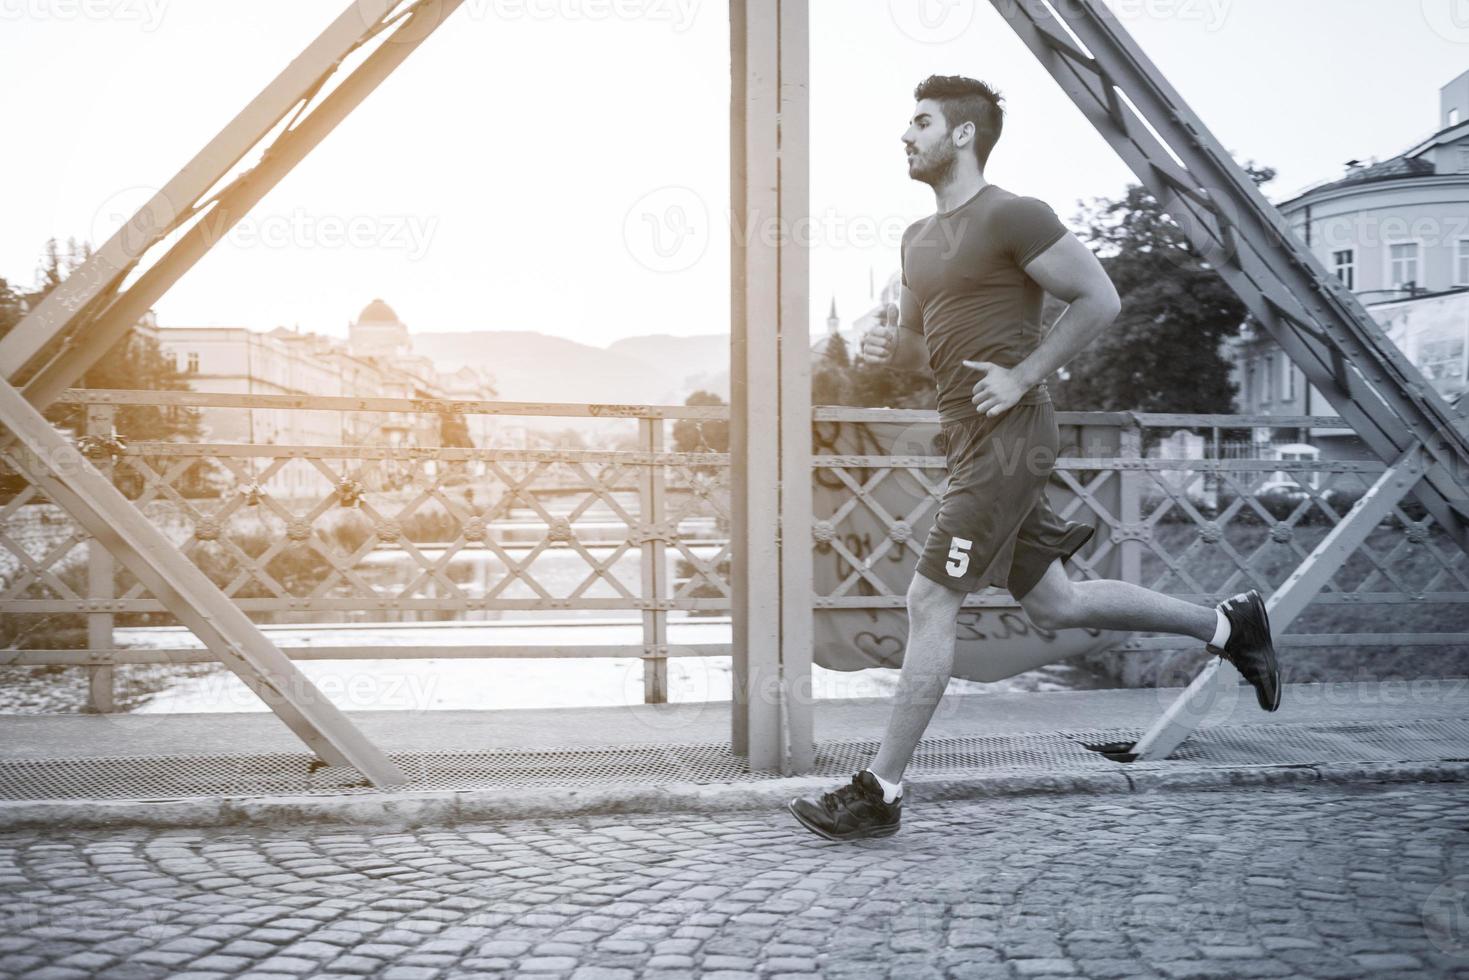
[1019,558,1281,711]
[868,572,967,784]
[786,570,964,840]
[1018,558,1214,640]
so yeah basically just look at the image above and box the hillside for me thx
[412,330,730,406]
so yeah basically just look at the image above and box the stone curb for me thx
[1,759,1465,831]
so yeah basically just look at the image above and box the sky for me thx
[1,0,1465,348]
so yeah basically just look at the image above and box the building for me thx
[1228,71,1469,455]
[155,300,497,496]
[811,296,861,362]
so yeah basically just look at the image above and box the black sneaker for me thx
[788,770,902,841]
[1208,589,1281,712]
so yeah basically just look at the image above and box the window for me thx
[1244,359,1256,407]
[1281,358,1295,403]
[1262,353,1275,403]
[185,352,200,373]
[1388,243,1421,290]
[1461,147,1469,174]
[1451,108,1462,127]
[1458,239,1469,287]
[1333,249,1355,290]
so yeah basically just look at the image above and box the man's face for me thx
[902,98,961,185]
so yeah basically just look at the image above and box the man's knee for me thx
[907,572,964,623]
[1020,579,1077,632]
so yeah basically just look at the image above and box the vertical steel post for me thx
[84,402,116,714]
[777,0,814,774]
[639,417,669,704]
[729,0,811,772]
[729,0,779,766]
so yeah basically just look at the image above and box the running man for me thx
[789,75,1280,842]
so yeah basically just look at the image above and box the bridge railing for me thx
[2,392,1465,712]
[0,390,734,711]
[811,406,1469,653]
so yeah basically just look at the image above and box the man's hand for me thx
[964,360,1030,417]
[862,320,898,364]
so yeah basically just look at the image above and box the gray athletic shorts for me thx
[915,399,1095,599]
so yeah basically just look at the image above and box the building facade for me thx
[1228,71,1469,453]
[155,300,497,496]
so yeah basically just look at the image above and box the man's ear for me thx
[952,120,975,150]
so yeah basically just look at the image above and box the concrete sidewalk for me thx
[0,679,1465,828]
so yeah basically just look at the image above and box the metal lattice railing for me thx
[2,392,1466,713]
[808,406,1469,651]
[0,391,734,707]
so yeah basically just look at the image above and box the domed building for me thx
[154,298,498,489]
[349,298,413,359]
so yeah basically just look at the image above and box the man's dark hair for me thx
[913,75,1004,169]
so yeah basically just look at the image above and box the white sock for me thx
[867,769,902,803]
[1209,608,1231,649]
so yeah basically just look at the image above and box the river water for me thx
[107,502,1116,714]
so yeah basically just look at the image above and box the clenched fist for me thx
[862,304,902,364]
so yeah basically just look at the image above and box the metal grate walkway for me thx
[1,720,1466,802]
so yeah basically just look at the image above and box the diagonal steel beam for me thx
[1129,449,1427,760]
[11,0,466,408]
[0,0,408,384]
[0,0,466,785]
[991,0,1469,551]
[993,0,1469,758]
[0,380,406,784]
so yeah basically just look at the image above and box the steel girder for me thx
[991,0,1469,757]
[0,0,471,787]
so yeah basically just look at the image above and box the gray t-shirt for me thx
[900,183,1068,424]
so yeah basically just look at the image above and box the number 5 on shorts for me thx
[946,536,973,577]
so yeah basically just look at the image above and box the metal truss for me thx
[2,0,1452,781]
[0,0,474,786]
[991,0,1469,758]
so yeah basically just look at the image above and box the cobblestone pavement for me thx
[1,782,1467,979]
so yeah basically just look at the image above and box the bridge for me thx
[1,2,1468,976]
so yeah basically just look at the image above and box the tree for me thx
[438,412,473,449]
[1,240,206,500]
[812,335,847,406]
[3,239,200,442]
[825,331,850,368]
[813,303,935,411]
[1053,164,1277,413]
[672,390,729,454]
[669,390,729,614]
[0,277,22,337]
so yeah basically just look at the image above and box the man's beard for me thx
[908,144,957,187]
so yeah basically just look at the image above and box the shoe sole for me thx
[1248,592,1282,712]
[786,799,900,841]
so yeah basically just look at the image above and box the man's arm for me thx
[891,289,930,373]
[966,234,1120,416]
[890,320,929,373]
